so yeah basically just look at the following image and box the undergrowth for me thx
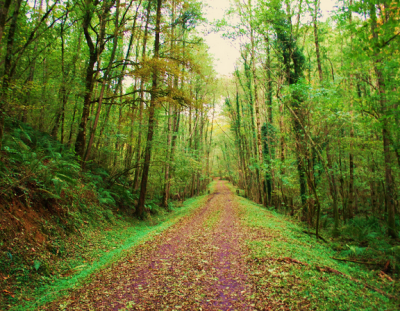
[236,195,400,310]
[0,118,209,310]
[229,183,400,277]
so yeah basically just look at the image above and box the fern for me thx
[98,189,117,206]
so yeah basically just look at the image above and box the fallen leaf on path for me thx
[3,290,15,298]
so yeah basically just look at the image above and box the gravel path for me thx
[49,181,256,310]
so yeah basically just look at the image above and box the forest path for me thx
[49,180,259,310]
[41,180,395,311]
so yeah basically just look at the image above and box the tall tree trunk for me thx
[327,135,339,236]
[347,0,355,220]
[207,99,215,181]
[162,0,176,208]
[313,0,323,82]
[23,56,36,123]
[274,11,308,220]
[162,102,173,208]
[0,0,23,150]
[75,0,97,158]
[133,0,152,191]
[83,0,120,165]
[249,0,263,204]
[137,0,162,219]
[264,33,274,206]
[0,0,12,45]
[75,0,112,159]
[279,100,285,206]
[52,12,68,138]
[68,97,78,145]
[95,1,142,163]
[168,107,181,198]
[369,5,397,238]
[314,8,339,233]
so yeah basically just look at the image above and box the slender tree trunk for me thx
[52,13,68,138]
[162,103,173,208]
[275,9,308,221]
[0,0,23,150]
[133,0,151,191]
[162,1,177,208]
[314,8,339,233]
[23,57,36,123]
[68,97,78,145]
[208,99,215,181]
[95,1,142,162]
[84,0,120,165]
[295,0,303,36]
[370,156,377,215]
[168,107,181,196]
[279,100,285,206]
[75,0,97,158]
[313,0,323,82]
[369,4,397,237]
[75,0,112,159]
[326,131,339,236]
[133,98,144,191]
[0,0,12,45]
[249,0,263,204]
[264,33,274,206]
[347,0,355,220]
[137,0,162,219]
[375,63,396,237]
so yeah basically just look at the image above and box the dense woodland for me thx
[215,0,400,239]
[0,0,218,219]
[0,0,400,307]
[0,0,399,272]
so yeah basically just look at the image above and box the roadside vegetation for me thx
[239,195,399,310]
[0,119,210,310]
[215,0,400,286]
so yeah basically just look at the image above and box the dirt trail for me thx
[50,181,255,310]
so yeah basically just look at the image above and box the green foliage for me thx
[272,16,306,84]
[98,189,117,206]
[239,195,399,310]
[0,119,80,199]
[341,217,385,244]
[33,260,41,272]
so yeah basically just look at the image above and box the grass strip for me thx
[235,195,399,310]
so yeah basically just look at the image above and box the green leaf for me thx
[34,260,41,271]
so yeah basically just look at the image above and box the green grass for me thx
[7,194,208,311]
[236,196,400,310]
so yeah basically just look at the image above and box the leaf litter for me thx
[41,180,399,310]
[44,181,256,310]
